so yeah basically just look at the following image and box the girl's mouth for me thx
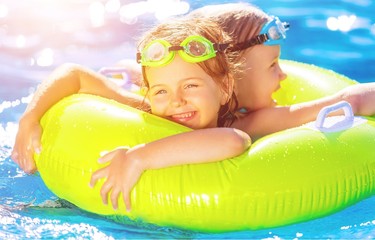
[170,111,196,123]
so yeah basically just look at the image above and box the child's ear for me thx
[140,86,149,96]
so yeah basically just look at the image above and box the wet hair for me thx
[188,3,271,58]
[137,17,239,127]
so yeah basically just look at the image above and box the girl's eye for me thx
[155,89,167,95]
[185,84,198,89]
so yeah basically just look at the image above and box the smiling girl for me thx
[89,18,252,210]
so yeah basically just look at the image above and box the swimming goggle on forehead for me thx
[136,35,229,67]
[230,16,289,51]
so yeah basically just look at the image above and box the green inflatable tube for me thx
[35,60,375,232]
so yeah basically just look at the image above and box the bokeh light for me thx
[105,0,121,13]
[119,0,190,23]
[326,15,357,32]
[35,48,54,67]
[89,1,106,28]
[0,3,8,18]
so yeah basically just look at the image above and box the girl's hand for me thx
[90,147,144,211]
[11,118,42,174]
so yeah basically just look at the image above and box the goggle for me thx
[230,16,289,51]
[136,35,229,67]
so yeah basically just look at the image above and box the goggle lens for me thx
[137,36,228,67]
[142,40,173,66]
[261,16,289,45]
[185,40,209,57]
[145,42,167,61]
[268,26,282,40]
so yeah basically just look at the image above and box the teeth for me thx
[173,112,193,119]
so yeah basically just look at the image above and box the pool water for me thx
[1,0,375,238]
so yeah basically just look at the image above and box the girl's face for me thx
[235,44,287,112]
[145,55,227,129]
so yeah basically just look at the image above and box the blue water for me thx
[1,0,375,238]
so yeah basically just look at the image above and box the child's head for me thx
[189,3,289,113]
[189,3,271,56]
[137,17,239,129]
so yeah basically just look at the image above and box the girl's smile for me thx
[145,55,225,129]
[169,111,197,124]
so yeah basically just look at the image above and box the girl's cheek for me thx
[150,98,167,114]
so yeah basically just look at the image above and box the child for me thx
[188,3,375,139]
[13,17,251,211]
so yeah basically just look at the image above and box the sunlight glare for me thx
[154,1,190,20]
[326,15,357,32]
[16,35,26,48]
[119,2,148,24]
[371,23,375,35]
[0,3,8,18]
[89,1,106,27]
[105,0,121,13]
[36,48,54,67]
[119,0,190,24]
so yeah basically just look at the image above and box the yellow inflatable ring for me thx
[35,60,375,233]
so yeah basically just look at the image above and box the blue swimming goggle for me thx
[230,16,289,51]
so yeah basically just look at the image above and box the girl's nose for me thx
[278,65,287,82]
[171,92,186,107]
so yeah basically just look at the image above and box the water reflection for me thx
[327,15,357,32]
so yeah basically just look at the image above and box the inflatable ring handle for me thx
[98,67,129,76]
[98,67,130,81]
[315,101,354,132]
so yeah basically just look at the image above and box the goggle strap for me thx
[229,34,269,51]
[169,46,184,51]
[256,34,269,44]
[213,43,230,52]
[136,52,141,63]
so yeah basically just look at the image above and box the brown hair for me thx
[137,17,239,127]
[188,3,271,58]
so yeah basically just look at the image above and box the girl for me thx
[189,3,375,139]
[13,17,251,210]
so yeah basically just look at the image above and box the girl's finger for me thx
[32,127,42,154]
[110,188,121,210]
[100,180,113,205]
[10,151,19,163]
[123,190,132,212]
[99,150,109,157]
[98,150,117,164]
[32,138,42,154]
[22,147,37,174]
[89,167,107,187]
[98,147,129,164]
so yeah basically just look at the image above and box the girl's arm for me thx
[90,127,251,210]
[11,63,148,174]
[232,83,375,139]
